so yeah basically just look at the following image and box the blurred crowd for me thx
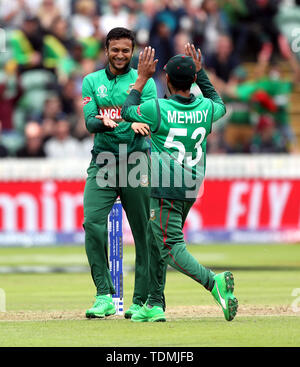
[0,0,300,158]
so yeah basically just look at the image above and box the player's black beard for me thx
[110,60,131,75]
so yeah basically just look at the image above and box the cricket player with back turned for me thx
[119,44,239,322]
[82,27,157,319]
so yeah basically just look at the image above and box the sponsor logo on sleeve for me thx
[82,97,92,106]
[137,105,142,116]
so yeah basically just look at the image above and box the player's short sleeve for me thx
[121,88,161,132]
[125,98,159,130]
[211,99,226,123]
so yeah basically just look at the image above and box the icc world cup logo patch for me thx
[97,85,108,98]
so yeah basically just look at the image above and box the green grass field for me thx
[0,243,300,347]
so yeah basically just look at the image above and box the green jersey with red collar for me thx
[121,69,226,201]
[82,65,157,161]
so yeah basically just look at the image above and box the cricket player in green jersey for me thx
[82,28,157,319]
[119,44,239,322]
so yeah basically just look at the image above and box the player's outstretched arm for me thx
[184,43,226,122]
[120,46,160,131]
[133,46,158,93]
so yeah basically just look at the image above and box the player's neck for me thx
[168,84,190,98]
[171,90,191,98]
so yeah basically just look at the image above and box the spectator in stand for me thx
[1,0,298,158]
[36,0,62,32]
[0,70,23,133]
[150,0,188,38]
[99,0,130,36]
[44,118,81,157]
[57,41,85,85]
[43,16,75,71]
[70,0,101,16]
[243,0,281,60]
[217,42,297,153]
[174,30,192,55]
[16,121,46,157]
[0,122,9,158]
[221,66,255,153]
[0,0,32,29]
[71,0,100,39]
[149,20,175,96]
[217,0,249,59]
[10,15,44,73]
[33,95,65,141]
[196,0,229,56]
[204,33,241,83]
[69,1,103,61]
[149,20,175,71]
[243,44,296,152]
[59,77,77,115]
[133,0,157,35]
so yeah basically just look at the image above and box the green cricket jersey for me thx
[82,65,157,161]
[122,69,226,201]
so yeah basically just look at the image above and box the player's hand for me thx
[96,115,118,129]
[131,122,150,136]
[137,46,158,80]
[184,43,202,72]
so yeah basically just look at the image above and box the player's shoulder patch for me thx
[82,97,92,106]
[137,105,142,116]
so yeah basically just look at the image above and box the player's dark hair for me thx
[168,76,193,92]
[105,27,135,50]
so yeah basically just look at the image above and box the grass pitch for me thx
[0,244,299,347]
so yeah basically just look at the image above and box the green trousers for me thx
[147,197,216,308]
[83,155,151,305]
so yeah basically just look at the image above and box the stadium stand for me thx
[0,0,299,156]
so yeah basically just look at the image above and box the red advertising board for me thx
[0,179,299,244]
[191,179,300,230]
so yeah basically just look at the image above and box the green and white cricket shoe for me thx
[211,271,238,321]
[86,295,116,318]
[131,304,166,322]
[124,303,142,319]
